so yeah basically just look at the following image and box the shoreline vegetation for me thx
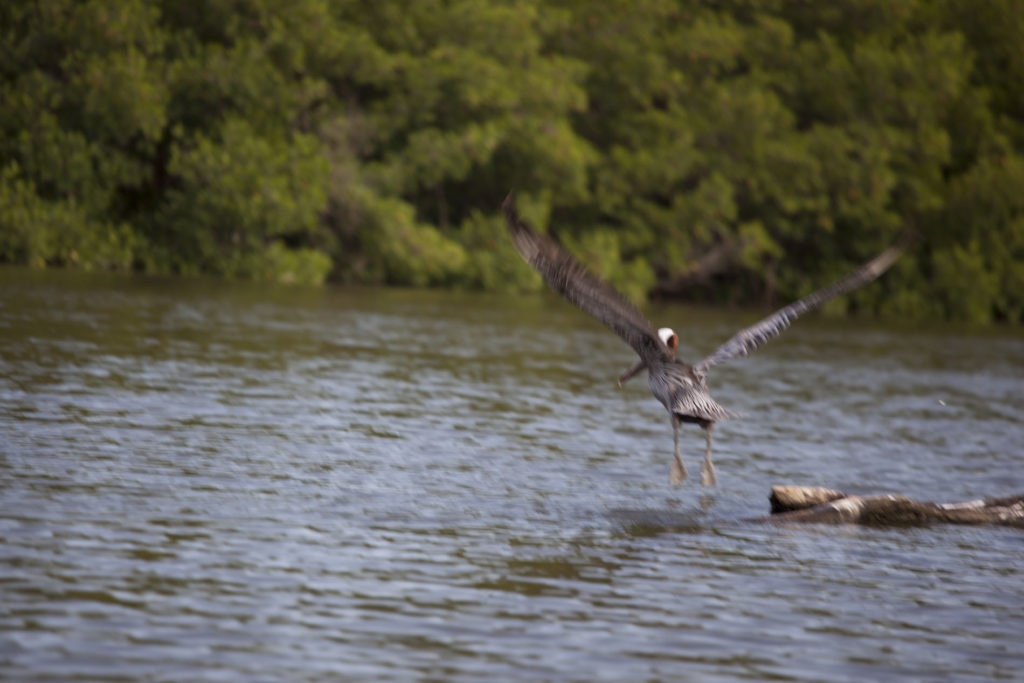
[1,1,1022,322]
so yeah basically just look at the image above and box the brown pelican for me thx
[503,192,905,486]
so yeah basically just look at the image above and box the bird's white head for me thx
[658,327,678,356]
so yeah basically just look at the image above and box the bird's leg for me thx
[669,415,687,485]
[700,423,717,487]
[617,359,646,388]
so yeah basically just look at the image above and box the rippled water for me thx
[1,268,1023,680]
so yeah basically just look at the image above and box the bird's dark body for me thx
[502,191,904,486]
[649,359,735,426]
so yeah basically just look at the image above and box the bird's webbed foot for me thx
[700,457,717,487]
[669,454,688,485]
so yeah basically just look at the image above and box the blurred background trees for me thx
[1,0,1021,321]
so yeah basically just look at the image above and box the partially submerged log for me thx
[762,485,1024,528]
[769,485,847,513]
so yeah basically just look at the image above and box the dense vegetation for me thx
[2,0,1022,322]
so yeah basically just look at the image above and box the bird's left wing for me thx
[503,192,670,364]
[694,240,906,375]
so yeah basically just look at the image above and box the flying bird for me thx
[503,192,905,486]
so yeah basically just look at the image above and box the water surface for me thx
[1,268,1022,680]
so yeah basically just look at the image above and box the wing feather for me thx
[694,241,905,374]
[503,192,669,363]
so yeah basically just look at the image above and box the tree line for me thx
[1,0,1022,322]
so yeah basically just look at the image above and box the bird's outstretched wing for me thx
[694,241,905,375]
[503,192,670,364]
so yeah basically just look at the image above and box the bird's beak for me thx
[617,359,647,388]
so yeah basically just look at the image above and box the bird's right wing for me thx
[694,240,906,375]
[503,192,670,364]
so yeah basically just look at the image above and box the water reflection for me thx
[1,267,1022,680]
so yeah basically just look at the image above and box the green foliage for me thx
[234,241,333,286]
[926,154,1024,322]
[352,190,468,287]
[0,0,1022,321]
[144,118,329,279]
[562,229,656,305]
[457,209,540,293]
[0,163,134,269]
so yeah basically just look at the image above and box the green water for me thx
[1,268,1022,680]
